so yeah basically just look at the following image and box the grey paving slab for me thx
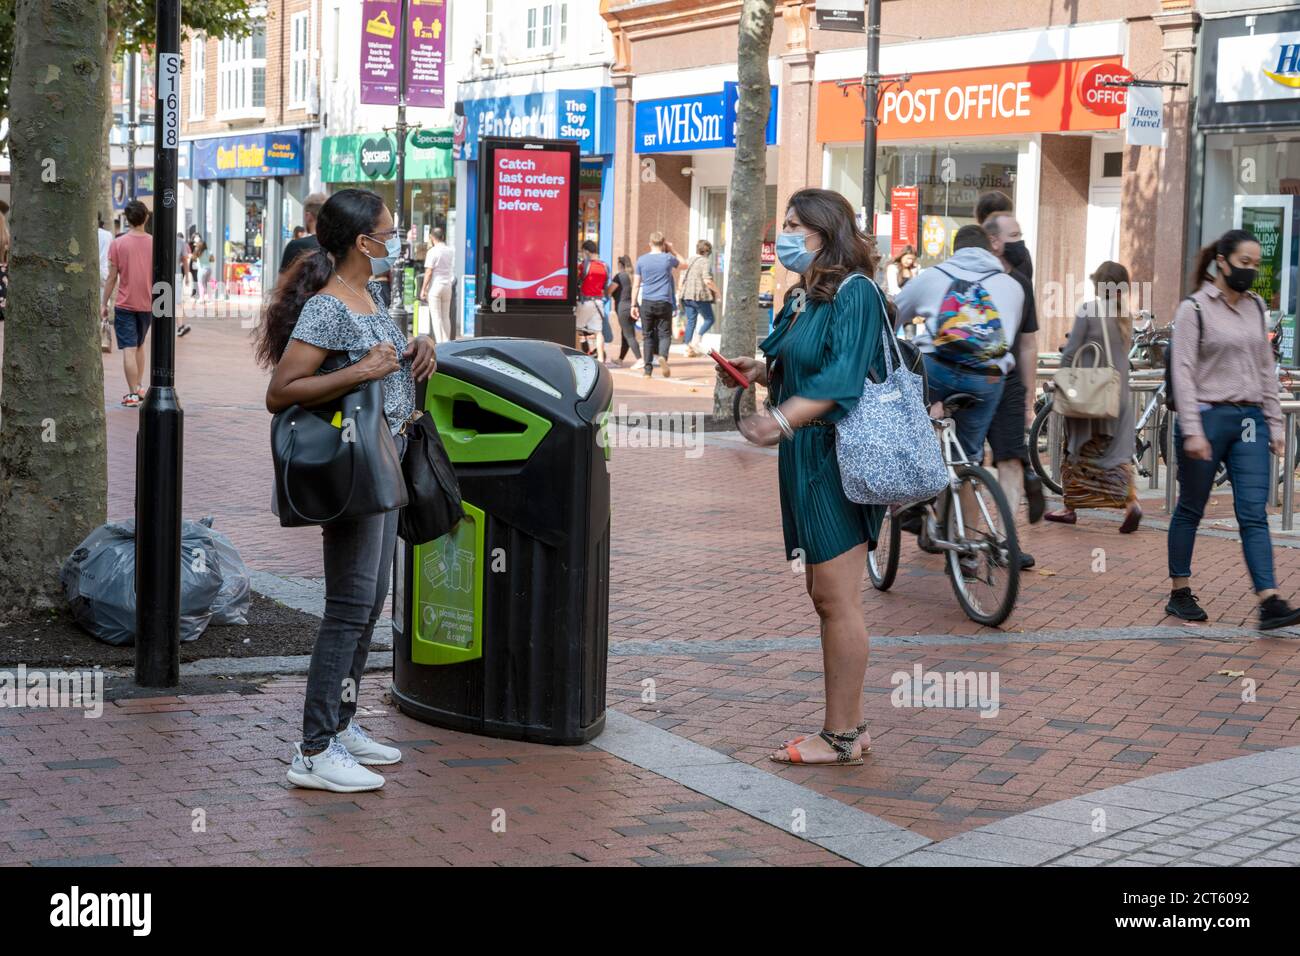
[594,709,932,867]
[924,831,1073,866]
[887,850,1014,867]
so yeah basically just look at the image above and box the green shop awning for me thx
[321,129,453,183]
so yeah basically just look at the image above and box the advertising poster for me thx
[360,0,446,107]
[489,148,572,301]
[1235,195,1294,317]
[407,0,447,108]
[359,0,400,106]
[891,186,919,256]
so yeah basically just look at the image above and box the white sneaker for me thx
[630,359,645,370]
[337,721,402,766]
[286,738,386,792]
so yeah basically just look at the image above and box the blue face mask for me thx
[364,235,402,276]
[776,231,817,273]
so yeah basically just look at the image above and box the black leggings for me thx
[616,311,641,361]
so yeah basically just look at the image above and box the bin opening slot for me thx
[452,398,529,435]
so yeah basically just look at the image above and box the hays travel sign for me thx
[1216,31,1300,103]
[634,83,779,153]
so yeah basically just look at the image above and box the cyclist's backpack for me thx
[931,268,1008,371]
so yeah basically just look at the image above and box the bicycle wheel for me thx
[1158,411,1229,487]
[867,505,901,591]
[945,464,1021,627]
[1027,399,1063,496]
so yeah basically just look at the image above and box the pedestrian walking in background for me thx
[575,240,611,364]
[1164,230,1300,628]
[280,192,327,275]
[420,226,454,343]
[980,211,1044,552]
[194,240,213,303]
[679,239,720,357]
[1165,229,1300,630]
[975,195,1046,531]
[100,200,154,407]
[632,231,679,378]
[720,188,886,767]
[257,188,438,792]
[885,245,918,297]
[606,255,641,368]
[1044,261,1142,533]
[174,231,192,337]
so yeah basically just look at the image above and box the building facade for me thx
[319,0,456,336]
[178,1,322,298]
[602,0,1203,349]
[1190,0,1300,354]
[449,0,617,335]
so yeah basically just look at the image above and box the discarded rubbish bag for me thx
[60,517,249,645]
[196,516,252,626]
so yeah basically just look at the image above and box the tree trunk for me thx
[98,25,118,228]
[713,0,776,422]
[0,0,110,613]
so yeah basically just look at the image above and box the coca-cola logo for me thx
[535,284,565,297]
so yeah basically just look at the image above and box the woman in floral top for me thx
[256,188,437,793]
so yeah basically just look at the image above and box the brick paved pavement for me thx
[1,317,1298,866]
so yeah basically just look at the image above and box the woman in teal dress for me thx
[720,188,886,766]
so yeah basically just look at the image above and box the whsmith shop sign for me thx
[189,131,303,179]
[634,82,779,152]
[321,130,454,183]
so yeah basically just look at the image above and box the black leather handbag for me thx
[397,410,465,544]
[270,374,408,527]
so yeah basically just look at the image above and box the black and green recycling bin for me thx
[391,338,614,745]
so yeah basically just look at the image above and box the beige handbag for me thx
[1052,308,1120,419]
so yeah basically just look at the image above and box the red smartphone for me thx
[710,350,751,389]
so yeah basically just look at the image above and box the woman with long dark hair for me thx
[1165,228,1300,630]
[1044,261,1142,532]
[718,188,885,766]
[257,188,438,792]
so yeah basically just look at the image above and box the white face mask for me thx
[363,234,401,276]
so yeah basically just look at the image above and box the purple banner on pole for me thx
[359,0,445,108]
[360,0,400,105]
[408,0,447,108]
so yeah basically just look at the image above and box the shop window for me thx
[1201,131,1300,318]
[825,141,1020,268]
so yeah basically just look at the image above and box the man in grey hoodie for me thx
[895,225,1027,469]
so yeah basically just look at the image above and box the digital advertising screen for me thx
[480,139,578,309]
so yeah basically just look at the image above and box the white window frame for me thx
[522,3,564,57]
[217,17,267,120]
[189,36,205,121]
[483,0,495,58]
[290,11,310,109]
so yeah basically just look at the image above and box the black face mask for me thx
[1223,262,1257,294]
[1004,240,1032,280]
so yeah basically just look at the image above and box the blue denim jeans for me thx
[1169,404,1275,592]
[302,435,405,752]
[921,355,1005,462]
[683,299,715,342]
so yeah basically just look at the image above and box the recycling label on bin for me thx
[412,501,484,664]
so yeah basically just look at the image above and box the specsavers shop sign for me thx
[817,57,1126,141]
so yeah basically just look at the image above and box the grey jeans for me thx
[301,434,405,752]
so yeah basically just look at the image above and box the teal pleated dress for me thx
[759,276,886,565]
